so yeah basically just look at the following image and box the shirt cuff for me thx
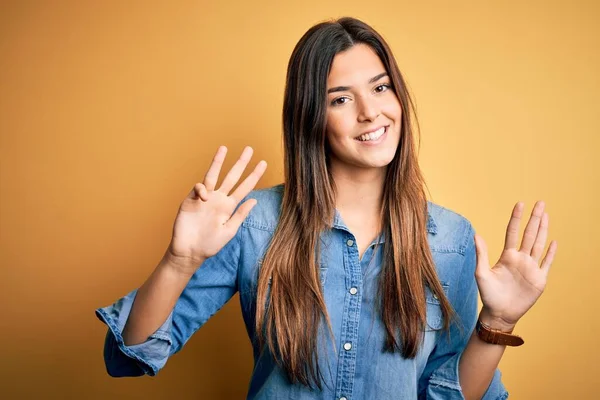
[95,289,174,377]
[427,353,509,400]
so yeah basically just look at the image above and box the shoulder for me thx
[241,183,285,232]
[426,201,478,295]
[426,200,475,256]
[239,189,475,253]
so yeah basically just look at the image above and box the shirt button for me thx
[343,342,352,351]
[340,397,348,400]
[346,239,354,247]
[349,287,358,295]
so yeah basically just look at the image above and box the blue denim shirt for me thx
[96,183,508,399]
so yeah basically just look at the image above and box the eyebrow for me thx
[327,72,388,94]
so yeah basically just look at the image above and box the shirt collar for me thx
[331,207,438,245]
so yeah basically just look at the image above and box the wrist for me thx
[160,249,204,279]
[478,308,517,333]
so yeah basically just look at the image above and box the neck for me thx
[330,162,386,218]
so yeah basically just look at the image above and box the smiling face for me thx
[325,43,402,175]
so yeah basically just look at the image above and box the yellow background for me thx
[1,1,597,398]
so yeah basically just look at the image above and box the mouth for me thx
[354,125,388,142]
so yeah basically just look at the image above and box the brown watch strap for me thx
[475,319,524,347]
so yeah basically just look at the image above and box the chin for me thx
[356,154,396,169]
[368,150,398,167]
[368,159,394,169]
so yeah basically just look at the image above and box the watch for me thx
[475,319,524,347]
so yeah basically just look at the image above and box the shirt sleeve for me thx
[418,222,509,400]
[95,221,245,377]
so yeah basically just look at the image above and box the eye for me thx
[374,83,391,93]
[330,96,350,106]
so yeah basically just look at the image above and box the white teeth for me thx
[357,127,385,141]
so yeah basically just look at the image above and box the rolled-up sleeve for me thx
[95,220,245,378]
[95,290,174,376]
[419,222,509,400]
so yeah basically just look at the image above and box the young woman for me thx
[96,17,557,400]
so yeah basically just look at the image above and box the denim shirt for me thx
[95,183,508,400]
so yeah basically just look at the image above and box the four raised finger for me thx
[541,240,558,277]
[203,146,228,191]
[530,212,549,262]
[504,202,524,251]
[519,201,545,254]
[219,146,254,194]
[230,160,268,203]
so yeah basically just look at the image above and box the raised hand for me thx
[473,201,558,331]
[167,146,267,274]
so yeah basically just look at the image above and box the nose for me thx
[356,95,380,122]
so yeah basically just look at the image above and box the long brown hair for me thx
[254,17,453,390]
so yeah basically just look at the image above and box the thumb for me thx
[474,234,491,279]
[188,183,209,201]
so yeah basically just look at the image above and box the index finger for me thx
[504,201,524,250]
[203,146,227,191]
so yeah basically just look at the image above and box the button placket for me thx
[334,234,362,399]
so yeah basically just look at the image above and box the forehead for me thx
[327,44,386,86]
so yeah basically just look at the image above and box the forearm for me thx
[122,252,202,346]
[458,310,515,400]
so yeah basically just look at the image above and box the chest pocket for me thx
[425,282,450,331]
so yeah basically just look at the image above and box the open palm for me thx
[168,146,267,270]
[474,201,558,328]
